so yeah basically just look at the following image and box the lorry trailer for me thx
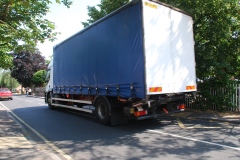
[45,0,197,125]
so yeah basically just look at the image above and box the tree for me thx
[82,0,129,27]
[0,70,19,90]
[11,50,47,87]
[0,0,72,69]
[32,70,47,87]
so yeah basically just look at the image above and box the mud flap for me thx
[166,103,174,113]
[110,107,128,125]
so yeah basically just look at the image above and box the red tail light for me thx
[177,104,185,110]
[134,110,147,117]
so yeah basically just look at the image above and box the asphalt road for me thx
[1,94,240,160]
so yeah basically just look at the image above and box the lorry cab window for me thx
[45,69,50,81]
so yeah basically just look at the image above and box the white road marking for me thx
[0,102,73,160]
[25,100,33,103]
[25,100,43,105]
[176,118,185,129]
[185,126,240,129]
[147,129,240,151]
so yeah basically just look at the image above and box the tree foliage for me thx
[0,70,19,90]
[82,0,129,27]
[0,0,72,69]
[32,70,46,87]
[11,50,47,87]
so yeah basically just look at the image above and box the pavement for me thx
[171,108,240,124]
[0,98,61,160]
[0,97,240,159]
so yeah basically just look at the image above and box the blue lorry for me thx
[45,0,197,125]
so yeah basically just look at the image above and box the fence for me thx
[185,83,240,112]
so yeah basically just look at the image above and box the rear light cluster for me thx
[177,104,185,110]
[134,110,147,117]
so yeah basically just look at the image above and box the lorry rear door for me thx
[142,0,196,95]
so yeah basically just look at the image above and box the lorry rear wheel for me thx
[95,97,111,125]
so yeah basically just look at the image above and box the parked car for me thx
[0,88,13,100]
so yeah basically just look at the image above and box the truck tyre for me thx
[95,97,111,125]
[47,92,55,110]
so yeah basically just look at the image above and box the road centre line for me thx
[147,129,240,151]
[0,102,73,160]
